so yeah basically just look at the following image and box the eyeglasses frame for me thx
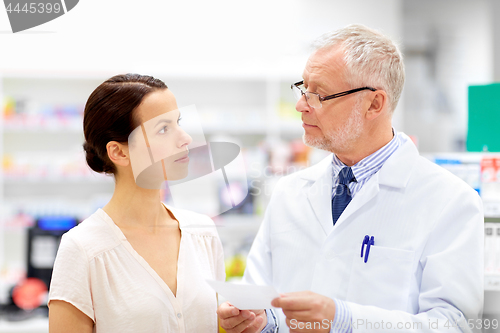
[291,81,377,108]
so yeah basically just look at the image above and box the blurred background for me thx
[1,0,500,331]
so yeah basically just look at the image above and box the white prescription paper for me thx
[206,280,280,310]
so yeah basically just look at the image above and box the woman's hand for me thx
[217,301,267,333]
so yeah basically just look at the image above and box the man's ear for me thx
[106,141,130,167]
[365,90,388,120]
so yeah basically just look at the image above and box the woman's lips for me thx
[174,154,190,162]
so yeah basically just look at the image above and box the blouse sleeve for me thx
[48,232,95,322]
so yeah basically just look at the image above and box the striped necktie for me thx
[332,166,356,225]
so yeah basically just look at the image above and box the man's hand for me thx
[217,301,267,333]
[271,291,336,333]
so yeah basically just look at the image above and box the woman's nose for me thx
[178,127,192,148]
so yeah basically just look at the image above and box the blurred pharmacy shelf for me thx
[0,318,47,333]
[485,275,500,292]
[485,217,500,292]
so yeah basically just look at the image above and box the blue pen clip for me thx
[360,235,369,257]
[364,236,375,263]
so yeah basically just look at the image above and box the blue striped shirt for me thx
[331,299,352,332]
[261,309,278,333]
[332,130,404,200]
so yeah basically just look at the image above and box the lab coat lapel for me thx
[333,174,380,228]
[303,155,334,235]
[333,134,419,228]
[300,134,418,233]
[377,134,418,188]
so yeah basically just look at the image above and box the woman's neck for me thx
[102,178,175,234]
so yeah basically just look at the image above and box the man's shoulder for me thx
[412,154,480,198]
[385,134,479,199]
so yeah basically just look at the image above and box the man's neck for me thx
[335,127,394,166]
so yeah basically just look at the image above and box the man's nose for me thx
[296,94,311,113]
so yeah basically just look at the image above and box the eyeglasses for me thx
[291,81,376,109]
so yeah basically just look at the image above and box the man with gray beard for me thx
[218,24,483,333]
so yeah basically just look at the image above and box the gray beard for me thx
[302,99,364,154]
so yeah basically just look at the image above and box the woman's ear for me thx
[365,90,388,120]
[106,141,130,167]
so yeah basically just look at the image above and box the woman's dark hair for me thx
[83,73,167,175]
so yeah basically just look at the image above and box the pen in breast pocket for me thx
[360,235,375,263]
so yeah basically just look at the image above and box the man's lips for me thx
[302,122,318,128]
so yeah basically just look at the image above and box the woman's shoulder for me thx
[62,209,121,259]
[166,205,219,237]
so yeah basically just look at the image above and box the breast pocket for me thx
[346,246,415,311]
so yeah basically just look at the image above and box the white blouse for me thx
[48,205,225,333]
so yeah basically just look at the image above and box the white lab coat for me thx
[244,134,484,333]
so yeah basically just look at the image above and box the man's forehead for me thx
[303,46,345,86]
[302,63,331,88]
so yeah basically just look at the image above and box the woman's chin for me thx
[164,165,190,181]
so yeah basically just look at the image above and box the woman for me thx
[48,74,225,332]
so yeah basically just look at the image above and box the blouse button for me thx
[177,313,182,319]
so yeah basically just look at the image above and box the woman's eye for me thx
[158,126,168,134]
[177,117,182,125]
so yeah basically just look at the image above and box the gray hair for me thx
[313,24,405,113]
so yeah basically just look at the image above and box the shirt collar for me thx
[332,128,401,183]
